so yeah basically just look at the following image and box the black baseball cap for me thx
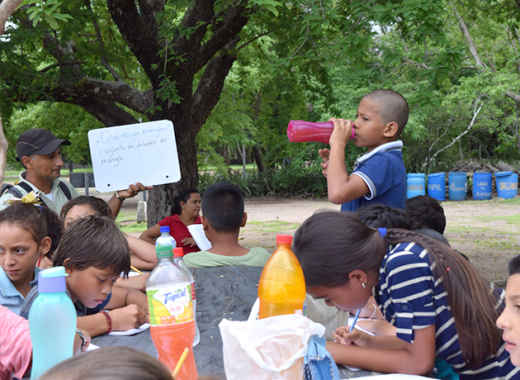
[16,128,70,161]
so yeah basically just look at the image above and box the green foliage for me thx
[198,156,328,198]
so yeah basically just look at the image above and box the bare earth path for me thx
[240,197,520,286]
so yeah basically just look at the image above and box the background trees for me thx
[1,0,520,221]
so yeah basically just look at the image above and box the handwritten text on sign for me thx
[88,120,181,192]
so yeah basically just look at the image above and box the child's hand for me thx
[329,118,354,147]
[182,237,196,247]
[109,304,147,331]
[333,326,372,347]
[318,148,330,177]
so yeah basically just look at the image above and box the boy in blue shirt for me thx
[319,89,408,211]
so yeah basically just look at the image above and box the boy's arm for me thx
[326,118,369,204]
[326,325,435,374]
[77,307,145,336]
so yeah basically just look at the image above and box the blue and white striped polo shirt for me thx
[375,242,519,379]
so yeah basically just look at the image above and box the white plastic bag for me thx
[219,313,325,380]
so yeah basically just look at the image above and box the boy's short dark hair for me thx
[509,255,520,276]
[202,182,244,232]
[365,89,409,136]
[357,204,412,229]
[53,215,130,275]
[60,195,112,219]
[406,195,446,234]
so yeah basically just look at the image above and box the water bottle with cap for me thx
[156,225,176,253]
[287,120,355,143]
[29,266,77,380]
[173,247,200,347]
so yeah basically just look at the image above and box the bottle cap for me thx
[276,234,293,245]
[173,247,184,258]
[159,225,170,234]
[38,266,67,293]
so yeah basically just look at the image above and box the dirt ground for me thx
[238,197,520,287]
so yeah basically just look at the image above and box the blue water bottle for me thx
[29,266,77,379]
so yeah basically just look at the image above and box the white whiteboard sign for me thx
[88,120,181,192]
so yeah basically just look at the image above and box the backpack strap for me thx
[16,181,34,194]
[58,180,72,200]
[0,183,24,199]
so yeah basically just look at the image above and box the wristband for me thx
[76,329,87,350]
[101,310,112,333]
[115,191,125,201]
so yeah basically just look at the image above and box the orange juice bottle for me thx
[258,234,306,318]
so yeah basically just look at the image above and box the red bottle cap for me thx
[276,234,293,245]
[173,247,184,258]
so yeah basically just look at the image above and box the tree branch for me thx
[84,0,122,81]
[107,0,161,87]
[506,91,520,104]
[422,99,484,168]
[72,78,153,114]
[0,0,22,34]
[192,48,238,129]
[450,2,486,70]
[194,3,250,72]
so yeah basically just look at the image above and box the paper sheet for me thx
[188,224,212,251]
[109,323,150,336]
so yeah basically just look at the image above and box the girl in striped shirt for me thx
[293,211,518,379]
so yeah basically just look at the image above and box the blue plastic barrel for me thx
[448,172,467,201]
[495,171,518,199]
[407,173,426,199]
[472,172,492,200]
[427,172,445,201]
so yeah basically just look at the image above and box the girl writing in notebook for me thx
[293,211,518,379]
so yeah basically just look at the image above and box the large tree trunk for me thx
[146,116,199,226]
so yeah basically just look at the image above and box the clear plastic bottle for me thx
[173,247,200,347]
[258,234,306,319]
[29,266,77,380]
[156,225,176,253]
[147,235,198,380]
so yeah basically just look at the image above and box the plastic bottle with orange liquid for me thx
[146,227,198,380]
[258,234,306,318]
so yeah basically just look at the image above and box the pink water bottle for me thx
[287,120,355,143]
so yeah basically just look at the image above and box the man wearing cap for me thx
[0,128,147,215]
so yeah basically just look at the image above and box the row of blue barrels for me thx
[406,171,519,201]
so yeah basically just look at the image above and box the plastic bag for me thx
[219,313,325,380]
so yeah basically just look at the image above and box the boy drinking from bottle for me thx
[319,89,408,211]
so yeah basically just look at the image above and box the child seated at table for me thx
[61,196,157,271]
[497,255,520,366]
[183,182,271,268]
[20,216,149,337]
[293,211,518,378]
[39,346,172,380]
[405,195,449,245]
[0,304,88,380]
[0,203,54,314]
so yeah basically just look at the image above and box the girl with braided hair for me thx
[293,211,518,379]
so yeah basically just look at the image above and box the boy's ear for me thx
[201,216,210,232]
[348,269,369,288]
[38,236,52,257]
[240,212,247,227]
[63,258,73,273]
[383,121,399,138]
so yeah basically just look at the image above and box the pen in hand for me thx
[349,309,361,333]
